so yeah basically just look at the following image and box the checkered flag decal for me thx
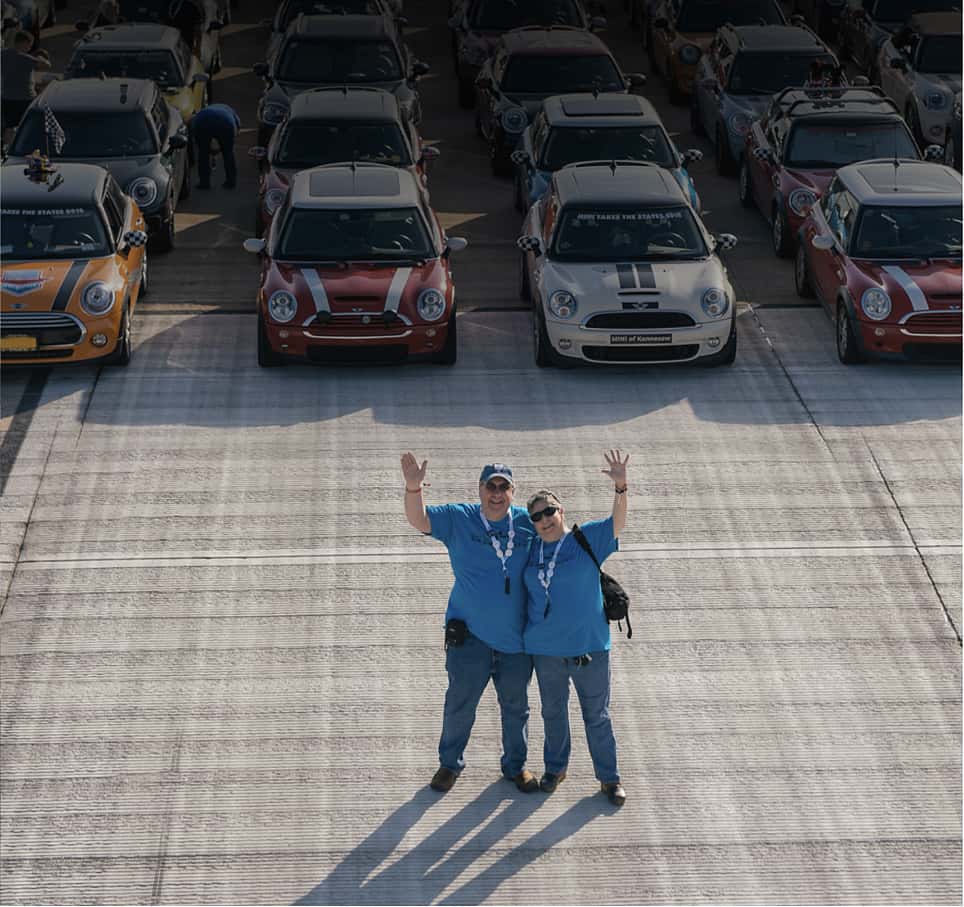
[42,102,66,155]
[716,234,738,251]
[123,230,148,248]
[517,236,540,252]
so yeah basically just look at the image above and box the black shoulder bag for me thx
[571,524,632,639]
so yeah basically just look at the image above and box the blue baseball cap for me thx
[479,463,514,485]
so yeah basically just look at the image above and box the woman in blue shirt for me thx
[523,449,629,806]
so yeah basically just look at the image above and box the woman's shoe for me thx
[539,771,566,793]
[601,781,626,806]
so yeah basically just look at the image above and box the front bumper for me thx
[0,310,122,365]
[857,311,962,360]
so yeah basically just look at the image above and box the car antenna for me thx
[610,159,616,174]
[891,122,900,191]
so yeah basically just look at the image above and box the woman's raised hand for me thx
[601,449,629,487]
[401,452,428,488]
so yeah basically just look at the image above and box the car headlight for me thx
[460,41,486,66]
[80,281,116,316]
[260,101,288,126]
[417,288,446,321]
[701,287,729,318]
[264,188,286,215]
[501,107,528,134]
[267,290,298,323]
[788,188,817,217]
[548,290,577,319]
[860,287,891,321]
[924,91,948,110]
[678,44,700,65]
[127,177,158,210]
[727,112,751,136]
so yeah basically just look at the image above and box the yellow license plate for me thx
[1,335,38,352]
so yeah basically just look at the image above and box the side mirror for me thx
[811,234,835,250]
[516,235,542,256]
[923,144,944,161]
[243,237,266,254]
[74,20,88,31]
[714,233,738,251]
[626,72,646,88]
[168,133,187,150]
[253,62,269,78]
[420,145,441,163]
[411,60,430,78]
[248,146,267,159]
[589,15,606,30]
[510,148,531,168]
[852,75,869,87]
[751,146,773,162]
[445,236,468,253]
[191,72,211,84]
[121,229,148,249]
[681,148,703,165]
[789,13,806,26]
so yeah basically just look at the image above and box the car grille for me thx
[1,312,84,346]
[306,344,409,364]
[583,344,700,363]
[903,313,962,336]
[306,315,409,332]
[585,312,696,329]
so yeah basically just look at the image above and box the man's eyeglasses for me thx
[529,505,559,523]
[485,480,512,492]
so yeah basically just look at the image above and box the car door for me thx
[694,46,720,137]
[811,186,855,304]
[477,50,504,139]
[749,119,777,207]
[879,36,914,110]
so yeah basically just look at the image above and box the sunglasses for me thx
[485,480,513,492]
[529,505,559,523]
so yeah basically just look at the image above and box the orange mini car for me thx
[1,160,148,366]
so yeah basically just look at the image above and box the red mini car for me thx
[243,162,467,366]
[795,159,962,363]
[740,86,943,258]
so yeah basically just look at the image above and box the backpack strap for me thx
[571,524,602,573]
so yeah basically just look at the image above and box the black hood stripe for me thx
[634,264,656,289]
[617,264,635,288]
[51,261,88,312]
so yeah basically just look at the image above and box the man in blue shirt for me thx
[401,453,539,794]
[191,102,240,190]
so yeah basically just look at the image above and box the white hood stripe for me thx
[301,268,330,324]
[883,266,929,312]
[384,267,412,314]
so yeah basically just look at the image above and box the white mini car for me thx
[517,160,738,367]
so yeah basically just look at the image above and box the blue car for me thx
[510,93,702,213]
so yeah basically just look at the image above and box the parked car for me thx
[876,12,961,150]
[790,0,846,40]
[510,92,702,213]
[7,78,190,250]
[475,26,645,176]
[253,14,429,145]
[645,0,787,104]
[740,85,943,257]
[250,86,437,236]
[794,159,962,362]
[944,92,961,170]
[448,0,605,108]
[1,160,148,366]
[517,160,739,367]
[242,163,467,366]
[65,23,211,127]
[690,22,841,175]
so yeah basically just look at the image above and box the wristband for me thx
[406,486,423,493]
[614,486,627,494]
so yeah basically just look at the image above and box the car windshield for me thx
[552,207,708,261]
[67,51,182,87]
[11,110,157,158]
[501,55,623,94]
[676,0,784,32]
[541,126,675,169]
[469,0,582,30]
[278,39,402,83]
[852,204,962,258]
[275,121,412,168]
[280,0,383,30]
[917,36,961,74]
[0,206,110,260]
[785,122,919,168]
[872,0,959,20]
[276,207,434,260]
[728,53,835,94]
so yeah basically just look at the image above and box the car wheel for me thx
[700,319,737,367]
[150,211,176,253]
[771,205,791,258]
[533,308,550,368]
[138,248,149,298]
[519,253,530,301]
[836,302,866,365]
[668,73,686,106]
[257,316,283,367]
[794,244,814,299]
[490,140,511,177]
[690,96,704,136]
[944,133,955,167]
[431,310,458,365]
[737,158,754,209]
[513,172,526,213]
[458,78,475,109]
[255,208,264,238]
[107,303,132,367]
[178,162,191,201]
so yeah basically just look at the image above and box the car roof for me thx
[500,26,609,55]
[544,93,661,126]
[839,160,962,205]
[771,87,902,121]
[291,13,393,39]
[553,162,687,207]
[290,162,420,207]
[34,77,154,112]
[908,11,962,34]
[0,161,106,207]
[72,22,183,51]
[724,24,827,53]
[288,86,400,121]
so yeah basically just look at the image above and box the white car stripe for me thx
[384,267,412,314]
[883,266,929,312]
[301,268,331,317]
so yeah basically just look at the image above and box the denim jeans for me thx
[193,120,237,188]
[438,633,533,777]
[533,650,619,783]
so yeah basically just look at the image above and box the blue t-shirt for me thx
[426,503,536,654]
[193,103,240,132]
[523,517,618,657]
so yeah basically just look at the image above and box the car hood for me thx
[727,94,770,117]
[783,168,835,193]
[2,258,118,312]
[271,78,408,103]
[854,259,963,311]
[506,90,625,117]
[928,74,962,94]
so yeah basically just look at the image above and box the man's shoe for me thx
[430,766,458,792]
[601,781,626,806]
[539,771,566,793]
[507,769,539,793]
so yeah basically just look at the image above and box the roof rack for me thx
[561,160,661,171]
[771,86,900,119]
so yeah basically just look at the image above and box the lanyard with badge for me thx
[480,510,514,594]
[538,533,568,617]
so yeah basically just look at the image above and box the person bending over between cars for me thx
[523,450,629,806]
[192,102,240,190]
[401,453,540,794]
